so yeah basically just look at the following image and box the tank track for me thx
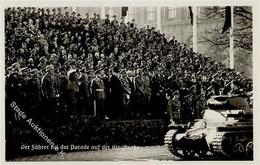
[211,132,228,157]
[164,129,177,153]
[211,131,253,159]
[164,129,184,158]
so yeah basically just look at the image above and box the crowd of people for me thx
[5,7,253,125]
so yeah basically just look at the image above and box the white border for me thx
[0,0,259,165]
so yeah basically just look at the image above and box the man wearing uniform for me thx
[166,90,182,124]
[67,69,79,118]
[41,64,57,124]
[26,68,41,119]
[182,92,194,124]
[90,69,106,118]
[111,15,118,27]
[150,70,166,118]
[119,69,131,119]
[109,67,123,120]
[143,70,151,117]
[102,69,111,118]
[133,68,145,118]
[6,64,25,123]
[104,14,110,25]
[78,70,91,116]
[58,67,68,123]
[126,70,136,118]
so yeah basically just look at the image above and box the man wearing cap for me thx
[105,14,110,25]
[190,84,200,119]
[133,68,146,118]
[111,15,118,27]
[102,69,111,117]
[41,64,57,124]
[90,69,106,118]
[150,70,165,118]
[26,68,41,119]
[166,90,182,124]
[58,67,69,122]
[130,19,136,28]
[181,90,195,123]
[109,67,123,120]
[119,69,132,119]
[78,70,91,116]
[211,73,221,95]
[67,70,79,118]
[143,70,151,117]
[6,64,25,122]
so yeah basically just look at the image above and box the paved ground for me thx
[13,145,180,161]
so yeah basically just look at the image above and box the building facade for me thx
[74,7,205,50]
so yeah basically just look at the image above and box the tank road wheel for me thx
[171,148,186,159]
[182,149,208,160]
[196,150,208,159]
[245,141,253,159]
[232,142,245,158]
[183,149,196,159]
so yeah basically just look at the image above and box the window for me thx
[126,7,135,22]
[147,7,155,21]
[168,7,177,19]
[108,7,114,20]
[186,7,190,18]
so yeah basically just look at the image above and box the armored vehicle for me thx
[164,94,253,159]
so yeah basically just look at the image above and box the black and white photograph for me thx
[2,0,258,162]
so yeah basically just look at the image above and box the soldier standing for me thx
[41,64,57,125]
[166,90,182,124]
[78,71,91,116]
[90,70,106,119]
[119,69,131,119]
[133,68,145,118]
[109,67,123,120]
[58,67,68,123]
[26,68,41,119]
[104,14,110,25]
[67,70,79,118]
[182,92,194,123]
[143,70,151,117]
[111,15,118,27]
[6,64,25,123]
[150,70,166,118]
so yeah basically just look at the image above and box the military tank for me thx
[164,94,253,160]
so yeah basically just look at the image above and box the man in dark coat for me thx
[6,65,25,123]
[150,71,166,118]
[67,70,79,118]
[102,69,111,118]
[78,71,91,116]
[104,14,110,25]
[58,67,68,123]
[109,67,123,120]
[26,68,41,119]
[41,64,57,124]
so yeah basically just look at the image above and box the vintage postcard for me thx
[1,0,259,164]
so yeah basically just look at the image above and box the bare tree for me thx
[198,6,252,77]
